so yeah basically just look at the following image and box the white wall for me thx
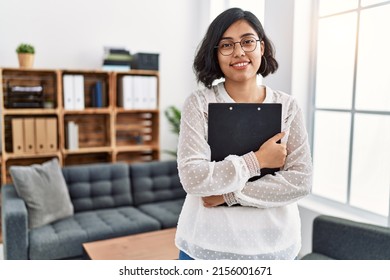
[263,0,295,95]
[1,0,333,257]
[0,0,204,159]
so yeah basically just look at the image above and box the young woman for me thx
[175,7,312,260]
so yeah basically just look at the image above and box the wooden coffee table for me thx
[83,228,178,260]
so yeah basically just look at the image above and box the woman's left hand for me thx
[202,195,225,207]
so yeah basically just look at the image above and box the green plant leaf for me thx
[164,105,181,157]
[164,105,181,135]
[16,43,35,54]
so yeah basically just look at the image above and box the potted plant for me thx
[164,105,181,157]
[16,43,35,68]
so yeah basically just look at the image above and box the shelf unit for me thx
[0,68,160,184]
[111,71,160,164]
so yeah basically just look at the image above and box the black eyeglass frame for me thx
[214,37,261,56]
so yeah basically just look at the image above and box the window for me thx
[312,0,390,217]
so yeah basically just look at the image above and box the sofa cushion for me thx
[28,206,161,260]
[62,162,132,212]
[130,160,186,206]
[138,198,185,228]
[9,158,74,229]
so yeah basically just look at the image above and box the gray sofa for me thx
[1,160,185,260]
[301,215,390,260]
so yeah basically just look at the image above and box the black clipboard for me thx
[208,103,282,180]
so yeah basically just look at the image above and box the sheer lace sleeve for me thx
[233,103,313,208]
[177,93,252,197]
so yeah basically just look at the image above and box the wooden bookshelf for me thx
[0,68,160,184]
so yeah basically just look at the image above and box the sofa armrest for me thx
[1,184,29,260]
[312,215,390,260]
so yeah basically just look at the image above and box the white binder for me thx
[73,75,85,110]
[63,75,74,110]
[67,121,79,150]
[147,76,157,109]
[122,75,134,109]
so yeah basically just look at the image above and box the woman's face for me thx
[217,19,264,84]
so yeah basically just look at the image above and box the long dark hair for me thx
[194,7,278,88]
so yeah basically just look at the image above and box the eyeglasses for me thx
[215,36,261,56]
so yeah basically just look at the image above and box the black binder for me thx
[208,103,282,180]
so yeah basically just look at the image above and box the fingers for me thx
[202,195,225,207]
[271,131,286,142]
[203,201,212,208]
[256,131,288,168]
[202,197,213,208]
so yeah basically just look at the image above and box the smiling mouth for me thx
[231,62,250,67]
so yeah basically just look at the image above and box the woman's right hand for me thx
[255,132,287,169]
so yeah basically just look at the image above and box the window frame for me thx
[309,0,390,225]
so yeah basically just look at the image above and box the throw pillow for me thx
[10,158,74,229]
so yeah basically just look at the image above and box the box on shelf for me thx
[131,53,159,70]
[5,84,44,108]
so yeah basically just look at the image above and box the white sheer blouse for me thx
[175,83,312,260]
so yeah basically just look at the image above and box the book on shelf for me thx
[10,117,57,154]
[46,118,58,152]
[119,75,133,109]
[146,76,158,110]
[11,118,24,154]
[133,76,146,109]
[34,117,58,153]
[102,59,131,71]
[67,121,79,150]
[102,46,132,71]
[35,118,47,153]
[63,75,85,110]
[103,59,132,66]
[119,75,157,110]
[63,75,74,109]
[103,46,130,55]
[102,65,130,71]
[105,53,132,61]
[73,75,85,110]
[91,81,104,108]
[23,118,35,154]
